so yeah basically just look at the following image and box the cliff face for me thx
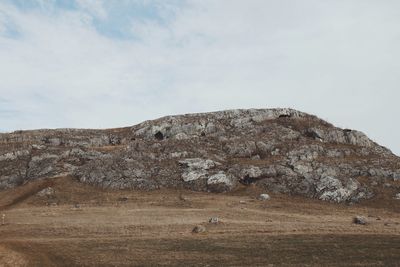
[1,108,399,203]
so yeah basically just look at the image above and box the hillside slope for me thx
[1,108,399,203]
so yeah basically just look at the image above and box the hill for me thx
[1,108,400,266]
[1,108,399,203]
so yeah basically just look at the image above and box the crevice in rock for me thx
[240,175,263,185]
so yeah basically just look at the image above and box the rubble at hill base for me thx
[1,108,399,203]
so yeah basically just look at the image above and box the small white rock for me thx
[36,187,55,197]
[353,216,367,225]
[258,194,270,201]
[394,193,400,200]
[209,217,219,224]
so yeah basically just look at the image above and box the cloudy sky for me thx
[0,0,399,154]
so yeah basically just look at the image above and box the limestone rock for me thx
[258,194,271,201]
[36,187,55,197]
[353,216,367,225]
[179,158,219,182]
[0,108,399,204]
[207,172,235,192]
[209,217,219,224]
[192,225,206,233]
[316,176,359,203]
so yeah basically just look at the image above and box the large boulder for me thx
[207,172,235,192]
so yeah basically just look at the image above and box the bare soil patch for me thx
[1,177,399,266]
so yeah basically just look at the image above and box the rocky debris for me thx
[0,150,30,161]
[209,217,219,224]
[395,193,400,200]
[36,187,55,197]
[0,108,399,204]
[192,225,206,233]
[258,194,271,201]
[353,216,367,225]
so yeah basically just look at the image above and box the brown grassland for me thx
[0,176,399,266]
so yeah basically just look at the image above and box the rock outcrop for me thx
[1,108,399,203]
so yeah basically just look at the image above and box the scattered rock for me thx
[394,193,400,200]
[209,217,219,224]
[117,197,128,202]
[353,216,367,225]
[192,225,206,233]
[36,187,55,197]
[258,194,271,201]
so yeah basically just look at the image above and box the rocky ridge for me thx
[1,108,399,203]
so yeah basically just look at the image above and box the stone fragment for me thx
[353,216,367,225]
[209,217,219,224]
[258,194,271,201]
[192,225,206,233]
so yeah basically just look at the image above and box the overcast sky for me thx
[0,0,399,155]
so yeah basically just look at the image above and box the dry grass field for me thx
[1,176,400,266]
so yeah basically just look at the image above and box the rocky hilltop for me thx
[1,108,399,203]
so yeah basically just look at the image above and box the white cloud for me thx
[0,0,399,155]
[76,0,108,20]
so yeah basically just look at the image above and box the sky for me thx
[0,0,399,155]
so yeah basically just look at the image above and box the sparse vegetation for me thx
[1,109,400,266]
[0,176,399,266]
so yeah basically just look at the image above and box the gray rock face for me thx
[0,108,399,204]
[316,176,359,203]
[179,158,219,182]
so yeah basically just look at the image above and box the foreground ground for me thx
[0,177,399,266]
